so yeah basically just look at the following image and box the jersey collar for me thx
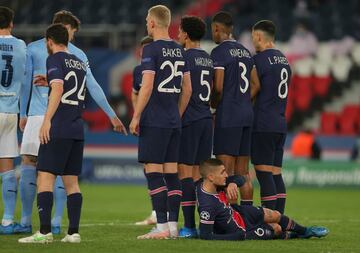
[0,35,13,38]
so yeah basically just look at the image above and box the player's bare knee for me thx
[21,155,37,166]
[178,164,192,179]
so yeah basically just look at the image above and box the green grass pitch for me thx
[0,184,359,253]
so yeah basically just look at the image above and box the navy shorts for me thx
[37,138,84,176]
[138,126,181,164]
[233,205,274,240]
[251,132,286,167]
[213,127,251,156]
[179,118,212,165]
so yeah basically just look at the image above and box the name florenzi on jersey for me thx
[195,57,213,68]
[162,48,182,58]
[0,44,13,51]
[229,49,251,58]
[268,56,289,65]
[64,58,87,71]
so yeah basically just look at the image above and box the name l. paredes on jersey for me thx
[162,48,183,58]
[268,56,289,65]
[64,58,87,71]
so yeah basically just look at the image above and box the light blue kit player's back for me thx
[16,38,118,233]
[0,35,26,233]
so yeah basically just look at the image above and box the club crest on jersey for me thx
[200,211,210,221]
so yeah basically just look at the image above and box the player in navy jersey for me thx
[197,159,329,241]
[19,24,86,243]
[210,11,259,206]
[250,20,292,214]
[129,5,192,239]
[132,36,159,226]
[0,6,26,234]
[177,16,213,238]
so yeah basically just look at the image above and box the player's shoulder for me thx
[27,38,45,49]
[133,64,142,74]
[68,42,88,61]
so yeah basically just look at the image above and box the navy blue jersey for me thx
[132,64,142,93]
[197,184,246,234]
[182,48,213,126]
[46,52,87,140]
[211,40,254,128]
[140,40,189,128]
[253,49,292,133]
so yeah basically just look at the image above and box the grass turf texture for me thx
[0,184,359,253]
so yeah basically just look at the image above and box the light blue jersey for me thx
[0,35,26,114]
[20,38,116,118]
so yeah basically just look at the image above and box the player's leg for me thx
[262,207,329,239]
[60,139,84,243]
[16,155,37,233]
[52,176,67,234]
[137,127,170,239]
[17,116,42,233]
[251,132,277,210]
[135,167,156,225]
[273,134,287,214]
[214,127,241,176]
[0,113,19,234]
[236,127,253,205]
[163,128,182,238]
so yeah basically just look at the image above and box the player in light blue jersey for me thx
[14,10,127,235]
[0,6,26,234]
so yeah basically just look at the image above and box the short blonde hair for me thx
[148,5,171,28]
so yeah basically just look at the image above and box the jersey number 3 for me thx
[1,55,13,88]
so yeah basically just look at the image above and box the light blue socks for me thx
[19,166,37,226]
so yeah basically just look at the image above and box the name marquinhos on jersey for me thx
[229,49,251,58]
[0,43,13,52]
[162,48,183,58]
[268,56,289,65]
[195,57,213,68]
[64,58,87,71]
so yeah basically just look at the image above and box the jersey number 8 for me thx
[278,68,288,99]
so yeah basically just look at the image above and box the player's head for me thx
[146,5,171,36]
[211,11,233,44]
[200,159,228,187]
[178,16,206,47]
[52,10,80,42]
[0,6,14,30]
[139,36,153,57]
[46,23,69,55]
[252,20,276,52]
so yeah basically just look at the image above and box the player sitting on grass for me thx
[197,158,329,240]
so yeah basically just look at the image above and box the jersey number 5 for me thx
[278,68,289,99]
[199,70,211,102]
[61,70,86,105]
[1,55,13,88]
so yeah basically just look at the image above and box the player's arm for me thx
[198,205,245,241]
[86,68,127,134]
[129,72,154,135]
[178,72,192,117]
[210,68,224,110]
[19,48,33,131]
[250,66,261,99]
[39,81,63,144]
[131,90,138,109]
[226,175,246,201]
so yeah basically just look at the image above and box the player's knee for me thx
[178,164,192,179]
[273,210,281,222]
[21,155,37,166]
[272,223,282,235]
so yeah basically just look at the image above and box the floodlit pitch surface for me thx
[0,184,359,253]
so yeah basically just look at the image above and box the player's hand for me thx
[39,119,51,144]
[226,183,238,201]
[19,117,27,132]
[110,116,128,135]
[129,117,140,136]
[33,74,48,87]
